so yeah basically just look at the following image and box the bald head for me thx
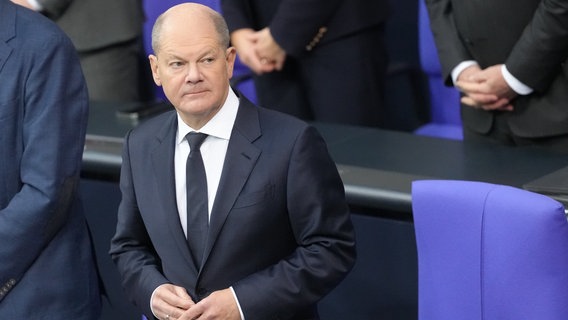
[146,2,237,129]
[151,3,230,54]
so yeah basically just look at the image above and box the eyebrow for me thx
[162,47,220,61]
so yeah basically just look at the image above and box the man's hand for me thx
[152,284,195,320]
[253,28,286,71]
[179,288,240,320]
[456,64,516,111]
[230,28,276,74]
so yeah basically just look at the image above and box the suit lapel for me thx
[0,1,15,74]
[150,113,197,272]
[203,99,262,266]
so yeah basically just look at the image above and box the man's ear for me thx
[225,47,237,79]
[148,54,162,86]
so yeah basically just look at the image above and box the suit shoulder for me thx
[254,106,326,146]
[128,110,177,138]
[13,7,73,50]
[257,105,310,132]
[15,6,62,35]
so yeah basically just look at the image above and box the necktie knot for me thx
[187,132,208,150]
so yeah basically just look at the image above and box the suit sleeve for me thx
[232,126,356,319]
[109,130,170,318]
[220,0,255,32]
[269,0,344,56]
[425,0,474,85]
[0,29,87,298]
[221,0,345,57]
[505,0,568,92]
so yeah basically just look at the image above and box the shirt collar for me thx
[176,87,239,145]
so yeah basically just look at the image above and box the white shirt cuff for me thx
[501,64,533,95]
[26,0,43,11]
[230,286,245,320]
[150,285,163,319]
[451,60,478,84]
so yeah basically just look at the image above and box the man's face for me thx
[149,21,236,128]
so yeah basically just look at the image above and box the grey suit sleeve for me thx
[505,0,568,92]
[425,0,474,85]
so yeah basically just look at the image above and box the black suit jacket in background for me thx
[220,0,390,127]
[426,0,568,137]
[221,0,388,57]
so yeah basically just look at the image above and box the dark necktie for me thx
[186,132,209,267]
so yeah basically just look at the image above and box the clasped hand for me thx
[455,64,517,111]
[152,284,240,320]
[230,28,286,75]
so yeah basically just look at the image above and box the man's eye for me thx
[170,61,184,68]
[202,57,215,64]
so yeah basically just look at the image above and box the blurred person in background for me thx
[221,0,389,127]
[425,0,568,152]
[11,0,149,102]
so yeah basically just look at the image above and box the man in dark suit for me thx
[425,0,568,151]
[220,0,389,127]
[0,1,101,318]
[110,3,356,320]
[11,0,147,102]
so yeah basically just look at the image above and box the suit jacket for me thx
[426,0,568,137]
[0,1,100,318]
[110,93,356,320]
[221,0,389,56]
[38,0,144,51]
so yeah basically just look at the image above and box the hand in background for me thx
[456,64,516,111]
[253,27,286,71]
[151,284,195,320]
[230,28,277,74]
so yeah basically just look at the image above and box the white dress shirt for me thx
[174,90,238,234]
[151,89,245,319]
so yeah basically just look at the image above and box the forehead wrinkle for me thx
[159,43,220,62]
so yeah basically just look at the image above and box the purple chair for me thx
[414,1,462,140]
[412,180,568,319]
